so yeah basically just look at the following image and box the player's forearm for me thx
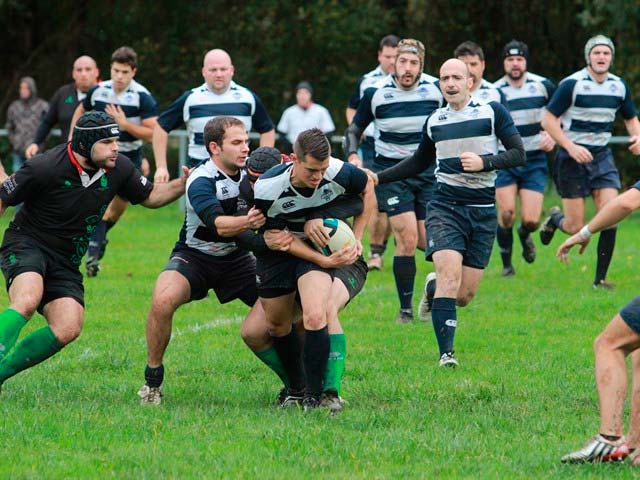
[346,108,356,124]
[152,125,169,169]
[122,122,154,143]
[481,134,525,170]
[344,123,363,156]
[624,117,640,137]
[214,215,255,237]
[142,178,185,208]
[286,236,330,268]
[584,188,640,233]
[352,179,375,241]
[541,111,573,150]
[377,151,431,185]
[259,130,276,147]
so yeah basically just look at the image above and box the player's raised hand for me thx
[557,232,591,264]
[104,104,127,127]
[460,152,484,172]
[246,207,266,229]
[154,166,170,183]
[305,218,330,247]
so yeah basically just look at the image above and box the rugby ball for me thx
[313,218,357,256]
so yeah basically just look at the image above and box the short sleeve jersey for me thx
[83,80,157,152]
[253,158,368,235]
[277,103,335,144]
[0,143,153,264]
[419,100,519,206]
[157,81,274,161]
[176,160,245,257]
[494,72,556,153]
[546,68,637,150]
[353,73,444,164]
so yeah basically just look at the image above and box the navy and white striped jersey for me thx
[176,160,244,257]
[83,80,157,152]
[348,65,389,138]
[158,81,274,161]
[494,72,556,153]
[546,68,637,150]
[422,100,519,206]
[253,157,368,234]
[470,79,507,106]
[353,73,444,163]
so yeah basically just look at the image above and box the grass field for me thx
[0,196,639,479]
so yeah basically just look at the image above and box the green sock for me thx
[255,347,290,388]
[324,333,346,395]
[0,308,28,360]
[0,325,63,384]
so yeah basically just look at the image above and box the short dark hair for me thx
[454,41,484,61]
[294,128,331,162]
[111,46,138,69]
[203,116,245,154]
[379,35,400,51]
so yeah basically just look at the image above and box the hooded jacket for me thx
[6,76,49,156]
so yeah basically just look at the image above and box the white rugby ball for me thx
[313,218,356,256]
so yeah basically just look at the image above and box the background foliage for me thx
[1,0,639,181]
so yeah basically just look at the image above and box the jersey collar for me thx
[67,143,108,188]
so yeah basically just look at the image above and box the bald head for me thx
[202,49,234,93]
[439,58,473,109]
[72,55,99,92]
[440,58,469,78]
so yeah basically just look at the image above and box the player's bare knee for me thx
[500,209,514,227]
[52,319,83,345]
[302,309,327,330]
[456,291,474,307]
[9,300,38,320]
[561,219,581,234]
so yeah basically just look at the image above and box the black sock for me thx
[145,364,164,388]
[303,326,329,398]
[594,227,616,285]
[370,243,384,256]
[431,297,457,356]
[87,220,107,259]
[497,226,513,268]
[393,256,416,310]
[105,220,116,232]
[272,329,305,390]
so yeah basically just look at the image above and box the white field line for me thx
[54,316,244,366]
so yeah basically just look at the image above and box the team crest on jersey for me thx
[233,92,242,100]
[481,90,489,99]
[320,188,333,201]
[583,85,591,92]
[125,93,134,102]
[529,84,537,94]
[610,83,618,92]
[470,108,480,119]
[220,186,229,196]
[100,91,109,99]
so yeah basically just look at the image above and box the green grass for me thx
[0,197,639,478]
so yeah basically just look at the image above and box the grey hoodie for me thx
[6,76,49,156]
